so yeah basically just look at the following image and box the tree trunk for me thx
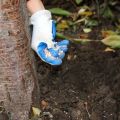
[0,0,39,119]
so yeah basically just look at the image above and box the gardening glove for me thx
[30,10,69,65]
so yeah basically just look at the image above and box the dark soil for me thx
[36,1,120,119]
[36,41,120,120]
[36,2,120,119]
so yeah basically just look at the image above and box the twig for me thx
[70,0,78,11]
[95,0,100,20]
[71,38,100,42]
[73,17,87,25]
[84,102,91,119]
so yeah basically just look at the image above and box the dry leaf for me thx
[32,107,41,116]
[102,30,117,38]
[57,20,69,31]
[80,34,89,39]
[104,47,115,52]
[41,100,48,110]
[83,28,92,33]
[102,35,120,48]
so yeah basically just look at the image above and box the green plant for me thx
[75,0,83,5]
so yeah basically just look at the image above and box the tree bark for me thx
[0,0,39,119]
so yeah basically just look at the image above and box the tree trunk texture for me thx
[0,0,39,120]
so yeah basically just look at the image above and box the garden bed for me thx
[36,41,120,120]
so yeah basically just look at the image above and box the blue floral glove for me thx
[30,10,69,65]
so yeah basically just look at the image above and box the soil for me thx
[35,2,120,120]
[35,2,120,119]
[36,41,120,120]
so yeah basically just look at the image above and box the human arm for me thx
[27,0,69,65]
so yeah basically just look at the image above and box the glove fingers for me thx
[36,42,67,65]
[47,48,66,60]
[49,48,59,57]
[37,43,62,65]
[57,40,69,52]
[37,42,47,51]
[58,51,65,59]
[48,46,66,59]
[57,40,69,46]
[59,46,68,52]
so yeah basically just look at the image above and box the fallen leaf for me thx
[102,35,120,48]
[79,11,93,16]
[83,28,92,33]
[104,47,115,52]
[102,30,117,38]
[56,32,69,40]
[78,6,92,17]
[101,7,114,19]
[32,107,41,116]
[85,19,98,27]
[78,8,86,14]
[75,0,83,5]
[57,20,69,31]
[80,34,89,39]
[41,100,48,110]
[49,8,71,16]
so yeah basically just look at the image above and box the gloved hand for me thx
[30,10,69,65]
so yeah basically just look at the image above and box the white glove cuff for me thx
[30,10,52,25]
[30,10,55,51]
